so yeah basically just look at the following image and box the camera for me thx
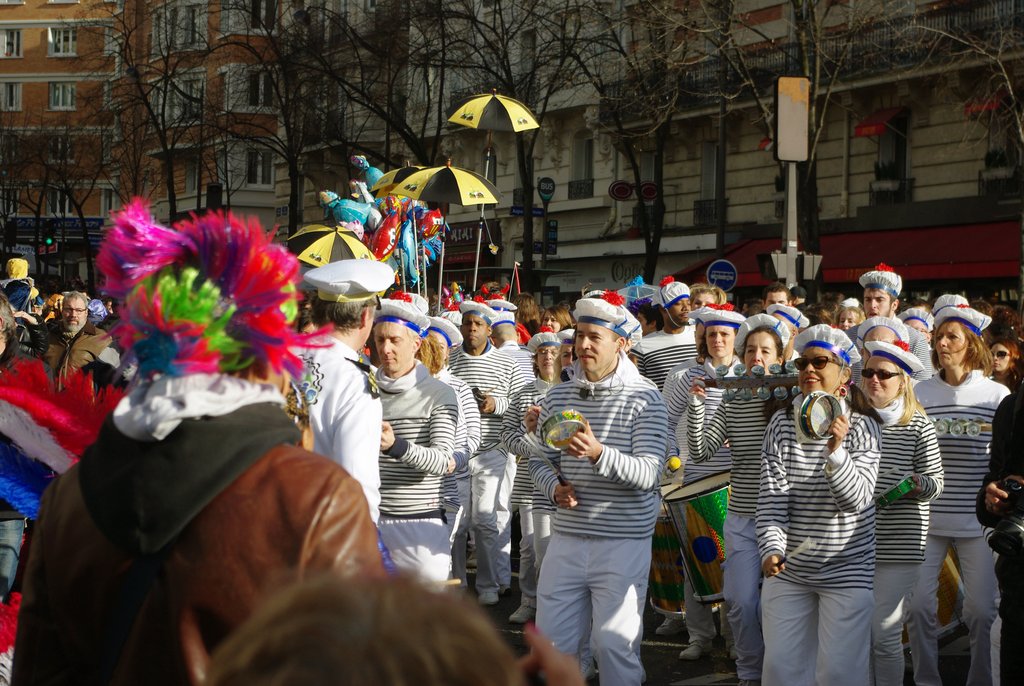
[989,479,1024,557]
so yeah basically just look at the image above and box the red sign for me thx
[37,244,57,255]
[608,180,633,201]
[639,182,658,201]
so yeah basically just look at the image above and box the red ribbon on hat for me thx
[956,304,970,309]
[873,263,895,272]
[473,295,486,303]
[708,303,734,311]
[659,276,675,287]
[539,325,554,333]
[894,340,911,352]
[601,290,626,306]
[390,291,412,303]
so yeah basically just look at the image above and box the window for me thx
[245,149,273,186]
[48,136,73,163]
[171,77,204,119]
[520,30,535,74]
[103,27,119,56]
[639,151,655,182]
[571,132,593,182]
[1,30,21,58]
[878,114,909,178]
[48,82,76,110]
[0,188,17,217]
[101,133,113,163]
[46,189,71,216]
[700,140,720,199]
[250,0,277,29]
[184,158,198,193]
[0,134,17,165]
[247,71,273,108]
[0,83,20,111]
[48,27,78,57]
[101,188,119,216]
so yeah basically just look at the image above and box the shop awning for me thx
[674,221,1019,288]
[965,93,1004,117]
[854,107,906,137]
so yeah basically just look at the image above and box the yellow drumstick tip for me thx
[667,457,682,472]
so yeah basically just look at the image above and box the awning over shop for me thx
[965,92,1004,117]
[854,107,906,137]
[674,221,1019,288]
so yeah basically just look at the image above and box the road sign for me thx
[537,177,556,203]
[510,206,545,217]
[639,182,658,201]
[706,258,739,292]
[608,180,633,201]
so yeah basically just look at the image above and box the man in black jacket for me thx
[979,391,1024,682]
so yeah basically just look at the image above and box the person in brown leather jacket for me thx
[43,291,120,382]
[13,203,386,685]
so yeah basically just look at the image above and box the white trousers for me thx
[870,561,921,686]
[532,507,553,571]
[515,502,538,605]
[450,477,472,586]
[378,515,451,583]
[761,576,873,686]
[470,448,510,594]
[722,514,763,680]
[537,532,650,686]
[496,452,517,587]
[907,534,999,686]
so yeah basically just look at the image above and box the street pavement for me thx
[471,558,974,685]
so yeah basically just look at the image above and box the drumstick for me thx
[534,452,568,486]
[779,537,817,565]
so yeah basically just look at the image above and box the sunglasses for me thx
[794,355,836,371]
[994,350,1010,359]
[862,368,900,381]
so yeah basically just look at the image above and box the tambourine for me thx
[876,475,916,509]
[797,391,843,441]
[542,410,586,449]
[704,361,801,403]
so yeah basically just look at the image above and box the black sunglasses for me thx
[794,355,836,371]
[994,350,1010,359]
[862,368,900,381]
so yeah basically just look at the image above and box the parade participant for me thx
[488,297,535,380]
[990,337,1023,393]
[858,263,933,379]
[790,286,807,308]
[373,294,459,581]
[898,307,934,344]
[501,328,562,624]
[758,325,882,686]
[766,302,808,360]
[541,304,573,333]
[44,290,120,385]
[633,300,662,336]
[762,283,791,309]
[852,315,912,385]
[687,314,790,683]
[449,299,530,605]
[838,299,865,332]
[300,258,396,524]
[530,290,667,685]
[558,328,575,380]
[14,203,385,685]
[664,304,744,660]
[690,283,727,308]
[633,277,696,391]
[859,341,943,686]
[908,302,1007,686]
[424,315,480,587]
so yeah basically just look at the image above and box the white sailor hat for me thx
[898,307,935,332]
[490,307,517,327]
[303,258,394,302]
[409,292,429,315]
[557,328,575,344]
[933,301,991,337]
[486,298,517,313]
[695,305,745,330]
[687,306,712,326]
[573,291,631,338]
[767,303,809,330]
[527,328,561,354]
[859,263,903,299]
[622,309,643,347]
[794,324,861,366]
[426,316,463,348]
[864,340,923,375]
[437,308,463,327]
[655,277,690,308]
[459,300,496,326]
[840,298,861,309]
[932,294,969,319]
[582,289,605,299]
[734,313,791,354]
[374,293,430,337]
[857,316,910,346]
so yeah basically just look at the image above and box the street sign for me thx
[639,182,658,201]
[608,180,633,201]
[537,177,556,202]
[774,76,810,163]
[510,206,545,217]
[546,219,558,255]
[706,258,739,292]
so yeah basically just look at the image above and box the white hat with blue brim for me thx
[459,300,497,326]
[655,277,690,308]
[374,294,430,337]
[735,313,790,354]
[794,324,861,366]
[426,316,463,348]
[933,301,991,337]
[767,303,809,329]
[527,330,561,354]
[573,292,631,338]
[304,259,394,302]
[858,263,903,299]
[864,340,923,375]
[898,307,935,332]
[857,316,910,346]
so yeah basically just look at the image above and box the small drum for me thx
[796,391,843,442]
[876,475,915,509]
[649,513,686,617]
[542,410,586,449]
[664,471,730,603]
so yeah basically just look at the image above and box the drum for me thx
[649,513,686,617]
[664,471,730,603]
[542,410,586,449]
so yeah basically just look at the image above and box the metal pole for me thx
[471,132,494,291]
[785,161,799,288]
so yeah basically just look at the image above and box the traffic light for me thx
[44,220,56,247]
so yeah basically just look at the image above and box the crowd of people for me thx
[0,201,1023,686]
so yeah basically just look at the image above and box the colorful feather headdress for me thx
[97,201,309,379]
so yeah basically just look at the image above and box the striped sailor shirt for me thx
[632,328,697,391]
[449,343,530,454]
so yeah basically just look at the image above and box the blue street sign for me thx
[510,206,545,217]
[706,258,739,292]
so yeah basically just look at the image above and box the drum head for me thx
[666,471,732,502]
[800,391,842,440]
[542,410,586,448]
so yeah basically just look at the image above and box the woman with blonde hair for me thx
[859,340,943,686]
[838,300,866,332]
[908,301,1008,686]
[541,304,573,333]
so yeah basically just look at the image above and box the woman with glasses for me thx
[758,325,882,686]
[907,302,1008,686]
[859,341,943,686]
[990,337,1023,393]
[686,313,790,683]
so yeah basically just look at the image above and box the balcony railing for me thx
[978,167,1021,197]
[869,178,914,206]
[568,178,593,199]
[693,198,726,227]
